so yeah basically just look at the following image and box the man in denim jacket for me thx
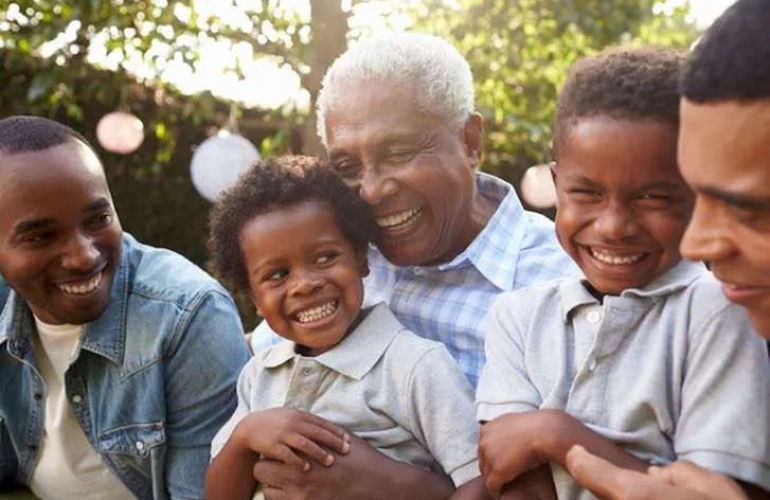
[0,116,250,499]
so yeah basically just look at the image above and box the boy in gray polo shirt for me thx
[205,157,487,499]
[476,48,770,499]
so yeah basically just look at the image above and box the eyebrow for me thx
[12,198,112,235]
[700,186,770,210]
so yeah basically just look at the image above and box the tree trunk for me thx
[299,0,349,156]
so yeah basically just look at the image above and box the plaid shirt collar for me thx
[429,172,525,290]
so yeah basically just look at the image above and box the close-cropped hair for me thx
[316,32,475,146]
[208,155,378,295]
[681,0,770,102]
[553,47,683,157]
[0,115,94,155]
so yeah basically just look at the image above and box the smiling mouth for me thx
[294,300,338,324]
[57,272,103,295]
[376,208,422,232]
[588,247,647,266]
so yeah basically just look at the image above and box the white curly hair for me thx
[316,32,476,147]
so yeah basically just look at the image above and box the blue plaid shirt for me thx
[251,173,578,387]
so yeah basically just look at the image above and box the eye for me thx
[636,193,676,210]
[384,149,417,163]
[315,252,339,265]
[264,268,288,282]
[19,231,55,247]
[567,188,601,201]
[86,211,114,230]
[332,160,362,181]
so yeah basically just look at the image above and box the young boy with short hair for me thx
[205,156,488,499]
[476,48,770,499]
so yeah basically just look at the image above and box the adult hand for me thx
[235,408,349,471]
[254,432,454,500]
[566,445,749,500]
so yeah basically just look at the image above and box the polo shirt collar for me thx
[262,303,402,380]
[558,260,708,321]
[426,173,525,291]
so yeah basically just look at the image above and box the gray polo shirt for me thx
[477,260,770,498]
[213,303,480,486]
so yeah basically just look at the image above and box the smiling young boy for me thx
[205,156,487,500]
[475,48,770,499]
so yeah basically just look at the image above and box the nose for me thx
[288,268,324,296]
[594,202,638,240]
[359,165,398,206]
[680,196,735,263]
[61,232,100,271]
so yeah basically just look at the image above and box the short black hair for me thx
[0,115,94,155]
[207,155,378,295]
[681,0,770,102]
[554,47,683,157]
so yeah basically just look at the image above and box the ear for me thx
[463,112,484,168]
[356,249,370,278]
[549,161,558,187]
[249,294,264,318]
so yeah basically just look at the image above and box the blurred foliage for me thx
[412,0,697,188]
[0,0,698,321]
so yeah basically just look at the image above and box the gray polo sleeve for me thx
[476,292,541,422]
[405,345,481,487]
[675,292,770,491]
[210,356,261,460]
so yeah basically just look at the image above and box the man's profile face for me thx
[324,80,482,267]
[0,140,123,325]
[679,98,770,338]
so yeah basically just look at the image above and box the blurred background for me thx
[0,0,734,320]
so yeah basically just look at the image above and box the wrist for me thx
[531,410,578,462]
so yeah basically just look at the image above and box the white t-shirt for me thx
[29,317,134,500]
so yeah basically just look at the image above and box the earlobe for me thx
[463,113,484,165]
[549,161,558,186]
[357,251,370,278]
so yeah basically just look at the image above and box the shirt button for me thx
[136,441,145,452]
[588,359,598,372]
[71,394,82,404]
[587,311,602,324]
[33,392,43,400]
[301,367,312,376]
[413,268,426,276]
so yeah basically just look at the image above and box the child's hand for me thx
[479,410,570,498]
[233,408,350,472]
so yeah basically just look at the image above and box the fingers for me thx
[567,446,711,500]
[254,458,301,488]
[296,413,351,456]
[566,445,637,500]
[281,432,335,468]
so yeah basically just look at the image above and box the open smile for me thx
[293,300,339,325]
[376,207,423,233]
[587,246,649,267]
[56,267,107,296]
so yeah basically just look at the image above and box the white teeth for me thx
[376,208,421,229]
[295,301,337,324]
[590,248,645,265]
[58,273,102,295]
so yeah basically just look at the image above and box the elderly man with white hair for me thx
[248,33,576,499]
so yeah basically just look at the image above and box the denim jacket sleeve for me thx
[162,288,250,499]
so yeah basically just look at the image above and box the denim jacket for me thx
[0,234,250,499]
